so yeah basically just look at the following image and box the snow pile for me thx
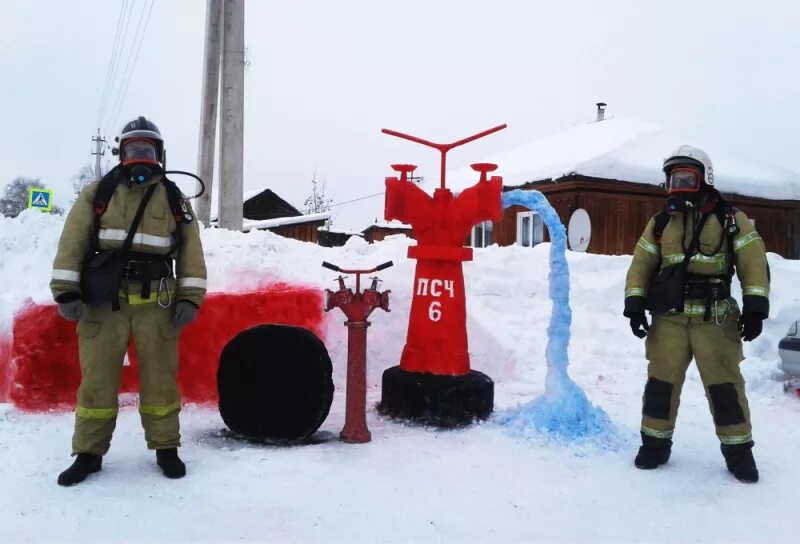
[2,207,800,542]
[0,210,65,331]
[436,117,800,201]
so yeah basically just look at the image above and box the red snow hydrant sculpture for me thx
[378,125,505,427]
[323,261,392,443]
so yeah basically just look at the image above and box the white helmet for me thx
[663,145,714,186]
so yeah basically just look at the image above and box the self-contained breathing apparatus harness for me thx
[82,166,191,311]
[651,197,741,322]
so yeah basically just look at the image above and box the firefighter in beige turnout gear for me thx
[624,145,769,483]
[51,117,207,486]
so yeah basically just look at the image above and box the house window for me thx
[471,220,494,248]
[516,211,544,247]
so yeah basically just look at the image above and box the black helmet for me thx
[115,116,164,163]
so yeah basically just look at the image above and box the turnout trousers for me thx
[641,309,753,446]
[72,296,181,455]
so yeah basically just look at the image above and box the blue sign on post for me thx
[28,188,53,212]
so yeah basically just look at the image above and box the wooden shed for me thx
[317,227,364,247]
[242,212,330,243]
[212,188,330,244]
[362,221,415,243]
[441,117,800,258]
[242,188,305,221]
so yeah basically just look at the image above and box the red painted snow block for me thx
[10,303,82,410]
[7,285,325,411]
[0,332,12,402]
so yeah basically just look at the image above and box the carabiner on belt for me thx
[714,299,730,326]
[157,277,173,309]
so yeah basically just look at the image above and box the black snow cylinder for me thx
[217,324,334,441]
[379,366,494,428]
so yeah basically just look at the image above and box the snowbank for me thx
[1,209,800,543]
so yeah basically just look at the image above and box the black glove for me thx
[174,300,199,330]
[738,313,763,342]
[57,299,84,321]
[628,313,650,339]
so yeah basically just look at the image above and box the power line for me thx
[96,0,131,128]
[106,0,154,134]
[105,0,149,128]
[329,191,386,208]
[328,175,424,208]
[98,0,133,126]
[98,0,136,130]
[105,0,156,135]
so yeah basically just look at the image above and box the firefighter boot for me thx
[156,448,186,479]
[721,441,759,483]
[57,453,102,486]
[634,433,672,469]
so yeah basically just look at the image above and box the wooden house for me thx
[438,117,800,258]
[362,221,415,243]
[317,227,364,247]
[213,188,330,244]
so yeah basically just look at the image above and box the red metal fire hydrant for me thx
[378,125,505,427]
[323,261,392,443]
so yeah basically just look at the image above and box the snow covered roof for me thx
[363,220,412,231]
[241,212,330,232]
[432,117,800,201]
[210,188,301,222]
[317,226,364,236]
[243,187,269,201]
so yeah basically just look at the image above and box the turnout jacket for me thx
[624,206,769,319]
[50,175,207,308]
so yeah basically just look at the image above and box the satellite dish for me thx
[568,209,591,252]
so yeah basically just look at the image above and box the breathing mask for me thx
[666,166,705,211]
[121,138,163,183]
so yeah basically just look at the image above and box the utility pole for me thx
[196,0,223,225]
[218,0,244,231]
[91,129,106,180]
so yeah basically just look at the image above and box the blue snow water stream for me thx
[496,190,616,444]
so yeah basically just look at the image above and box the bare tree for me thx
[0,177,63,217]
[72,165,96,196]
[71,163,110,200]
[304,175,333,226]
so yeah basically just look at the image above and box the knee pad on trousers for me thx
[643,378,673,420]
[708,383,746,426]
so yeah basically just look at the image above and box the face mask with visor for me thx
[666,166,702,194]
[121,138,162,183]
[665,166,706,212]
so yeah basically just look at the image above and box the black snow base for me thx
[217,324,334,441]
[378,366,494,428]
[218,429,337,447]
[783,378,800,398]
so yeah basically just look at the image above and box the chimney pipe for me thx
[596,102,607,122]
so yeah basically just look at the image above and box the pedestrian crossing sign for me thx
[28,188,53,212]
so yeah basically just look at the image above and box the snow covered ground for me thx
[2,209,800,543]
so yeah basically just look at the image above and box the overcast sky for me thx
[2,0,799,229]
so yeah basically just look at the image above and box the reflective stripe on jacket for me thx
[624,207,769,319]
[50,175,207,308]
